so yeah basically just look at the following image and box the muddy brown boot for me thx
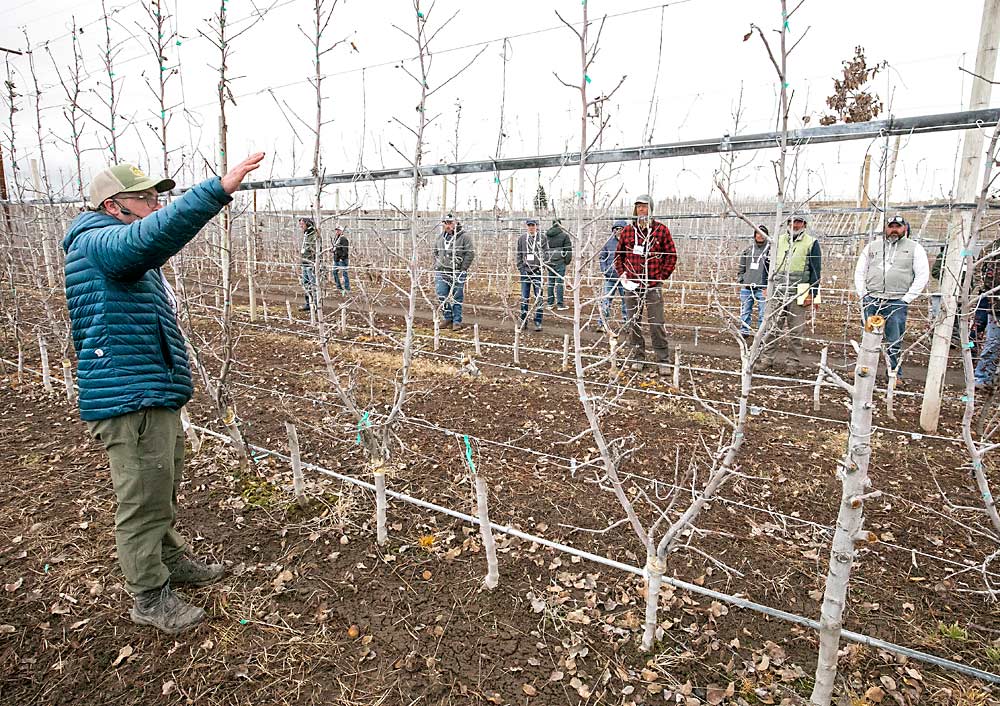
[169,556,225,587]
[130,582,205,635]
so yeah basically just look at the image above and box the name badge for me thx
[526,254,535,262]
[445,241,452,249]
[632,244,645,256]
[750,262,760,270]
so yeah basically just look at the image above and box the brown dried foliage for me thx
[820,46,887,126]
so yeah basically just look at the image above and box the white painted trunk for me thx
[672,346,681,388]
[38,334,52,392]
[810,317,883,706]
[61,359,75,404]
[374,469,387,545]
[513,325,520,364]
[641,552,664,651]
[180,407,202,453]
[813,346,828,411]
[473,323,481,355]
[286,422,306,508]
[561,334,570,371]
[474,474,499,589]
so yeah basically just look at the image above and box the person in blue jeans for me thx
[598,220,629,331]
[516,218,547,331]
[735,224,770,336]
[853,215,929,384]
[332,225,350,294]
[544,219,572,310]
[432,214,475,330]
[975,234,1000,389]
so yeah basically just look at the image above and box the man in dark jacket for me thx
[298,217,318,310]
[333,225,350,294]
[545,219,573,310]
[433,214,475,330]
[598,220,628,331]
[516,218,548,331]
[736,224,770,336]
[614,194,677,373]
[62,152,264,634]
[975,235,1000,388]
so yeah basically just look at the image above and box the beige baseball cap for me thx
[88,163,175,208]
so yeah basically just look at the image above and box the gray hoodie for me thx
[737,241,770,287]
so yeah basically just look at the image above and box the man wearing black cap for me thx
[736,224,770,336]
[853,214,929,383]
[433,214,475,330]
[516,218,548,331]
[62,152,265,634]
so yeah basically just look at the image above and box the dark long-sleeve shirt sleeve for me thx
[808,240,822,295]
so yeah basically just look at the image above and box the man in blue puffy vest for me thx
[62,152,264,634]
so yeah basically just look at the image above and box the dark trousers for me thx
[622,286,670,363]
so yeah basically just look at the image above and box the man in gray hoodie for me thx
[736,224,769,336]
[433,214,475,329]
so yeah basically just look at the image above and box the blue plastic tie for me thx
[356,411,370,445]
[463,434,476,474]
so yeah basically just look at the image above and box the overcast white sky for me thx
[1,0,997,212]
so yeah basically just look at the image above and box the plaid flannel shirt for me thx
[614,219,677,286]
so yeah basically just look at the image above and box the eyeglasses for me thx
[117,193,165,207]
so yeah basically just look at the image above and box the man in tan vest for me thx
[853,214,929,385]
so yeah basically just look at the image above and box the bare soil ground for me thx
[2,302,999,705]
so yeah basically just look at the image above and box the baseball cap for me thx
[633,194,652,205]
[612,219,627,230]
[442,213,455,222]
[89,163,174,208]
[886,215,906,226]
[525,218,538,226]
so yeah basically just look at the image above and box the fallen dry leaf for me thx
[111,644,134,668]
[865,685,885,703]
[522,684,537,696]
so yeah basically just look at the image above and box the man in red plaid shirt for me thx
[614,193,678,374]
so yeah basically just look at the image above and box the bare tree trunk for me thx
[473,474,499,589]
[811,316,883,706]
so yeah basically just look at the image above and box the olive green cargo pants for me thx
[87,407,187,594]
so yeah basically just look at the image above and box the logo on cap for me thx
[130,166,146,179]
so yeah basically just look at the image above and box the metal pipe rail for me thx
[5,109,999,205]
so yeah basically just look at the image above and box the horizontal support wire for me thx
[5,108,999,205]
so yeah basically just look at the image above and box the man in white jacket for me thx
[853,214,929,384]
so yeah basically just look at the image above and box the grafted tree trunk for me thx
[811,315,884,706]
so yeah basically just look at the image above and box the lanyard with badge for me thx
[526,233,538,264]
[632,225,648,257]
[749,245,768,271]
